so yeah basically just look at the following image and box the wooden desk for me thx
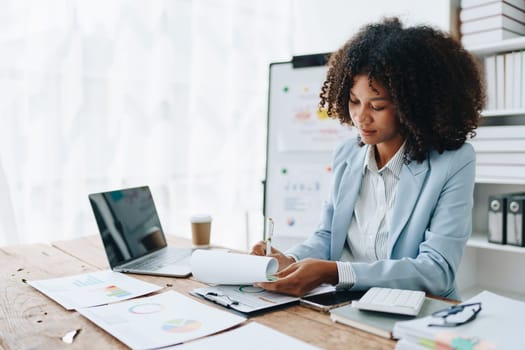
[0,235,396,350]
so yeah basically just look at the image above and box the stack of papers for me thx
[29,268,319,348]
[29,271,248,348]
[393,291,524,349]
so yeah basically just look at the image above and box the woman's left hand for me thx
[255,258,339,297]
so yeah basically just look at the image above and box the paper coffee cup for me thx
[190,214,212,247]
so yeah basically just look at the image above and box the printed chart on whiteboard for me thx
[264,56,356,250]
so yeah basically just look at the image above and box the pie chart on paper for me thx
[162,319,201,333]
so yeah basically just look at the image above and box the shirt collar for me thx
[362,142,406,178]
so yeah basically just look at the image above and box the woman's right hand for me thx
[250,240,295,271]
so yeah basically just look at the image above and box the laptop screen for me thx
[89,186,167,268]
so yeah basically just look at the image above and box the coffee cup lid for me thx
[190,214,212,223]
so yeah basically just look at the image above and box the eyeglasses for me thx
[428,302,482,327]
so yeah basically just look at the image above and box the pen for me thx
[207,295,231,308]
[204,292,239,307]
[266,217,274,256]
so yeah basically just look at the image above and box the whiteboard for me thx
[264,55,357,251]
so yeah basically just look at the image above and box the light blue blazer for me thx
[286,138,476,300]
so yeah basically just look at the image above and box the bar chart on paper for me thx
[27,270,161,309]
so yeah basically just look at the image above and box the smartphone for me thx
[300,290,367,312]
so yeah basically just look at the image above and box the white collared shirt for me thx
[336,142,405,289]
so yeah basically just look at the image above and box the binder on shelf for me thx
[488,192,525,245]
[506,194,525,246]
[488,193,509,244]
[522,51,525,108]
[495,54,505,109]
[505,52,514,109]
[513,51,522,109]
[484,55,497,110]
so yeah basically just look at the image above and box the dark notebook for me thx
[330,297,451,339]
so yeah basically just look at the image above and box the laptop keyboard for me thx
[125,248,191,270]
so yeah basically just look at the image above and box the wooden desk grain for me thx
[1,236,396,350]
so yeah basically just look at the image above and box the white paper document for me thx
[170,322,321,349]
[191,250,278,285]
[77,290,246,349]
[28,270,162,310]
[393,291,524,349]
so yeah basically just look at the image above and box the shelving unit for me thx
[456,37,525,301]
[466,36,525,56]
[481,109,525,117]
[467,232,525,254]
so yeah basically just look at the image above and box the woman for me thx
[251,18,484,300]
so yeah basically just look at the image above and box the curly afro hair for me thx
[320,17,485,163]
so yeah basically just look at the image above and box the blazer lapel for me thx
[330,146,367,260]
[387,158,429,256]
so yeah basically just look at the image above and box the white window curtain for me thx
[0,0,293,250]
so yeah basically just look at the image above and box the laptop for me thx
[88,186,192,277]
